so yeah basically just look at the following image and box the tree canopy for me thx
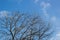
[0,12,53,40]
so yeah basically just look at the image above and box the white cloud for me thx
[56,32,60,36]
[40,1,51,18]
[51,16,56,22]
[50,37,54,40]
[50,17,60,40]
[40,1,51,9]
[0,11,10,18]
[50,32,60,40]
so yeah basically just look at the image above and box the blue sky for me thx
[0,0,60,40]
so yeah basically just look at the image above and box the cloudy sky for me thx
[0,0,60,40]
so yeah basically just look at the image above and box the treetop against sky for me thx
[0,0,60,40]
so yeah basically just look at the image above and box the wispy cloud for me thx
[0,11,10,18]
[40,1,51,9]
[51,16,56,22]
[50,16,60,40]
[50,16,60,27]
[50,32,60,40]
[40,1,51,17]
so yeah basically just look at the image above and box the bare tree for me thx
[0,12,53,40]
